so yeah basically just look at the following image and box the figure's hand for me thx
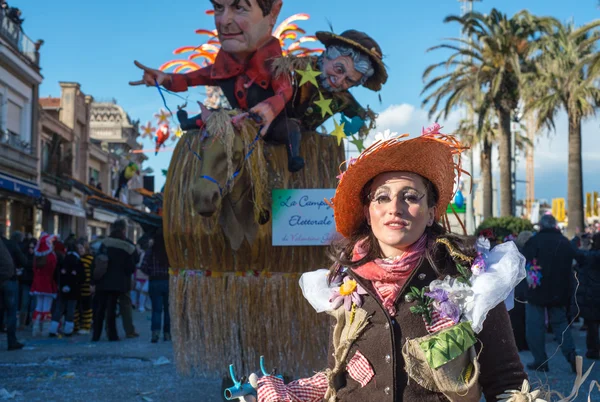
[250,102,276,136]
[129,60,170,87]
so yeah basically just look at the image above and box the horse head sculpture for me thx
[188,107,269,251]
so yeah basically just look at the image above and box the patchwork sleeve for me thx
[257,372,328,402]
[261,73,293,118]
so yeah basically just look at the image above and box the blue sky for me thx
[18,0,600,202]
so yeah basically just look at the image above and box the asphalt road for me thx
[0,310,599,401]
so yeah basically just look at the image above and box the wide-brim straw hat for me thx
[332,125,467,238]
[316,30,388,92]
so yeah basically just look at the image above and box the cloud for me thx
[345,103,600,202]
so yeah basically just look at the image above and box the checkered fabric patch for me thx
[257,372,328,402]
[424,310,456,333]
[346,350,374,387]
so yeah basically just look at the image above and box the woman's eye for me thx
[374,195,391,204]
[404,193,421,203]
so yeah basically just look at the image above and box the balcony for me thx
[0,130,38,177]
[0,8,38,65]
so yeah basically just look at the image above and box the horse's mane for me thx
[204,110,269,223]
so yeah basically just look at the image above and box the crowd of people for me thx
[507,214,600,372]
[0,219,171,351]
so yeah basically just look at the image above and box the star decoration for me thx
[313,92,333,118]
[154,108,171,125]
[171,126,183,142]
[349,135,366,153]
[296,63,321,88]
[331,120,347,146]
[141,122,155,140]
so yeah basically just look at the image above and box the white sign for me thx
[272,189,339,246]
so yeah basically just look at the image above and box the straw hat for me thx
[332,125,467,238]
[316,30,388,92]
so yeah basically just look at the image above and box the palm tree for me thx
[422,9,557,217]
[524,20,600,236]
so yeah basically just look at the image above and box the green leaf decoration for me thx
[419,322,477,369]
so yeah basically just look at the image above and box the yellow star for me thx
[331,120,347,146]
[296,63,321,88]
[314,92,333,118]
[174,126,183,138]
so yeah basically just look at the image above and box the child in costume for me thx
[249,125,543,401]
[30,233,58,336]
[49,238,84,337]
[132,241,150,312]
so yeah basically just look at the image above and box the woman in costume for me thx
[252,125,537,401]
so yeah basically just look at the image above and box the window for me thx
[41,141,50,171]
[88,167,99,184]
[6,100,22,136]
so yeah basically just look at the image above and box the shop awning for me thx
[49,198,86,218]
[92,209,118,223]
[0,173,40,198]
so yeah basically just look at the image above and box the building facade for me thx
[0,8,44,238]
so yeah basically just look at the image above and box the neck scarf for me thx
[352,234,427,315]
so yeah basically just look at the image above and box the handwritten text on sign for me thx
[272,189,339,246]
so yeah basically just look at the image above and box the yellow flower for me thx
[339,279,358,296]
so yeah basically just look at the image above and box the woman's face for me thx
[364,172,436,258]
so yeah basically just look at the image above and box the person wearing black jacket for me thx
[1,234,26,350]
[576,232,600,359]
[92,220,136,342]
[522,215,600,372]
[48,238,84,337]
[18,238,36,329]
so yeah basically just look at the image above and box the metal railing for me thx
[0,129,32,154]
[0,9,37,65]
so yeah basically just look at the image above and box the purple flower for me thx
[471,253,487,276]
[424,288,449,303]
[425,288,460,323]
[437,299,461,323]
[330,276,368,311]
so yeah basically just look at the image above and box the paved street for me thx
[0,311,599,401]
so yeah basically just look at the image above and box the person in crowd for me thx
[18,237,37,329]
[511,230,533,351]
[141,229,170,343]
[73,238,94,335]
[576,232,600,360]
[0,234,24,350]
[49,237,84,337]
[132,237,150,312]
[30,234,58,336]
[522,214,581,372]
[92,220,136,342]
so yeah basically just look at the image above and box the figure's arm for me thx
[476,303,528,400]
[163,65,218,92]
[250,74,293,131]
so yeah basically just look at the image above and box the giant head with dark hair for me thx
[210,0,282,61]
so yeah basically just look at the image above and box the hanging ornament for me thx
[331,120,347,146]
[141,122,155,140]
[313,92,333,118]
[154,108,171,125]
[296,63,321,88]
[349,135,366,153]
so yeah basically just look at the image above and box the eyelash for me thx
[372,192,423,204]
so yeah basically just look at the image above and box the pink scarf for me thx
[351,234,427,315]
